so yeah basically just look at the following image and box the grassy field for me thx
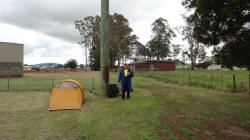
[1,73,250,139]
[137,70,250,93]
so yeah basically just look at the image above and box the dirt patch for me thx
[138,85,174,99]
[158,105,250,140]
[0,74,23,77]
[186,95,200,103]
[139,85,250,140]
[138,85,173,93]
[201,118,250,139]
[24,70,98,76]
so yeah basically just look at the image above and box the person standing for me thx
[118,64,134,99]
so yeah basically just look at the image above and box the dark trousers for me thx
[122,84,130,99]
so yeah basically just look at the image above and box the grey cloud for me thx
[0,0,185,44]
[0,0,101,43]
[24,39,82,58]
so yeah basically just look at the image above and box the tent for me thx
[49,79,84,111]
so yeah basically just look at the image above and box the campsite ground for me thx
[0,73,250,139]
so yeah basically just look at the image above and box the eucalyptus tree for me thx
[148,18,176,60]
[181,23,206,70]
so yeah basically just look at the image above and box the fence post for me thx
[221,74,223,90]
[177,71,180,85]
[51,78,54,89]
[202,74,205,88]
[165,72,168,82]
[196,73,198,86]
[8,76,10,91]
[188,71,190,86]
[92,78,95,90]
[249,74,250,95]
[195,73,197,86]
[233,74,236,93]
[210,72,213,89]
[182,71,184,86]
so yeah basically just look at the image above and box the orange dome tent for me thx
[49,79,84,111]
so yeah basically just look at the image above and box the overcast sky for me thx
[0,0,187,65]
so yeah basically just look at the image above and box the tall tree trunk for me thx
[85,47,88,68]
[157,48,160,60]
[191,57,196,70]
[109,57,114,70]
[191,61,195,70]
[116,57,121,71]
[118,58,120,68]
[157,42,160,60]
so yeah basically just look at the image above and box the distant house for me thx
[24,66,32,71]
[207,64,222,70]
[207,65,247,71]
[232,66,247,70]
[39,66,49,70]
[129,60,176,71]
[176,65,189,70]
[0,42,24,77]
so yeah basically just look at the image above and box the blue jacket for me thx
[118,69,134,90]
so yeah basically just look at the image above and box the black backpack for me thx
[107,84,119,98]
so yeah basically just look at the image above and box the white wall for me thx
[0,42,23,63]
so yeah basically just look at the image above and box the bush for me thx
[196,61,212,69]
[64,59,78,69]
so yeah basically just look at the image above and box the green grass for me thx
[0,75,163,140]
[1,73,250,139]
[137,70,250,93]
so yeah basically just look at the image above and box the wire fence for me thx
[0,77,100,95]
[1,71,249,94]
[136,71,250,94]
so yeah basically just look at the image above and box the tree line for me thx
[75,0,250,70]
[75,14,186,70]
[75,14,138,71]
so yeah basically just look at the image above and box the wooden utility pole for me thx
[100,0,109,94]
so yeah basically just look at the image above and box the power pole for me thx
[100,0,109,94]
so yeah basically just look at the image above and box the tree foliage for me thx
[109,13,138,68]
[133,42,150,60]
[75,13,138,70]
[195,57,213,69]
[147,18,176,60]
[75,16,101,70]
[180,23,207,70]
[171,44,182,60]
[64,59,78,69]
[183,0,250,69]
